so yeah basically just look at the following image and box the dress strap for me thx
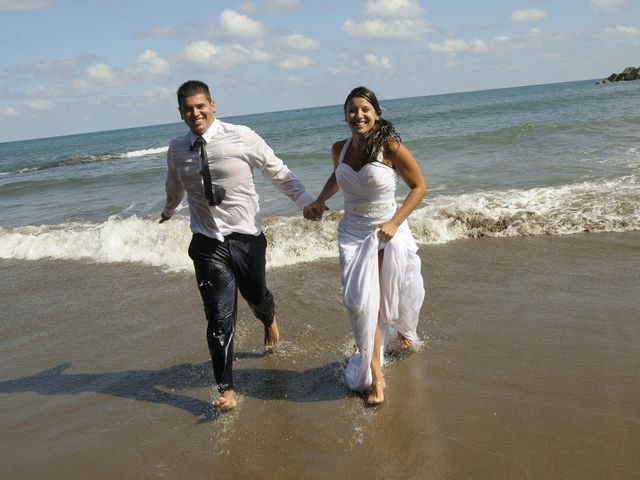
[338,137,351,164]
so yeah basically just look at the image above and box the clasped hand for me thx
[303,201,326,221]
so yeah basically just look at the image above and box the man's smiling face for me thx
[180,93,216,135]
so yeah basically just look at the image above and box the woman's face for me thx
[345,96,379,137]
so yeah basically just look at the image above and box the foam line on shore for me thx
[1,172,638,270]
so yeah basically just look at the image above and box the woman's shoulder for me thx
[332,138,348,150]
[382,138,402,154]
[380,139,402,167]
[332,138,349,156]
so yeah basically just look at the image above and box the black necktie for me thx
[193,136,216,206]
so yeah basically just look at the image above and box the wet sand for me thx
[1,232,639,479]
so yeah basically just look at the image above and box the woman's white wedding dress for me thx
[336,138,425,391]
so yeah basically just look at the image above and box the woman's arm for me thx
[304,141,343,220]
[378,140,427,239]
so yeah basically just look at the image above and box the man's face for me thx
[179,93,216,135]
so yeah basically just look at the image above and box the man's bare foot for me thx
[367,378,385,406]
[214,389,237,411]
[264,317,280,353]
[398,333,412,350]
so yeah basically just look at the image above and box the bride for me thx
[304,86,427,405]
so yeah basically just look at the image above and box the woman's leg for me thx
[368,325,385,405]
[368,249,386,405]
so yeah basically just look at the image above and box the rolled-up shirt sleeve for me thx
[247,130,314,209]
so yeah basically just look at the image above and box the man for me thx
[160,80,313,410]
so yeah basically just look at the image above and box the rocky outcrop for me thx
[597,66,640,84]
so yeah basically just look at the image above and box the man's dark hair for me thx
[177,80,212,108]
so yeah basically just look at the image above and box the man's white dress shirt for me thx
[163,119,313,241]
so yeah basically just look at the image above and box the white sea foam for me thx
[121,147,169,158]
[412,171,639,243]
[1,173,638,269]
[0,215,194,271]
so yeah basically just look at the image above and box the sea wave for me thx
[1,173,638,270]
[0,146,168,177]
[121,146,169,158]
[418,171,639,241]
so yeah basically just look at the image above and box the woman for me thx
[304,86,426,405]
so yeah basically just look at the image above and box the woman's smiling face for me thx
[345,96,379,137]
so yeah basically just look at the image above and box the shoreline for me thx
[1,231,639,479]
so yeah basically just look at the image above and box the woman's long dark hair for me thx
[343,86,401,165]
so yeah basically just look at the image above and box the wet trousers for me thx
[188,232,275,392]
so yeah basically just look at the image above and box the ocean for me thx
[1,79,638,269]
[1,80,640,479]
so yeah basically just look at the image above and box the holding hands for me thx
[303,200,326,221]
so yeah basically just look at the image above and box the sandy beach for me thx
[1,231,639,479]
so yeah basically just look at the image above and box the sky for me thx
[0,0,638,142]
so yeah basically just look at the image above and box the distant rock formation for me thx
[597,66,640,84]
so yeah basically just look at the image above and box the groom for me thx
[160,80,313,410]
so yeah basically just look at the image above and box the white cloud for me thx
[591,0,628,13]
[605,25,640,36]
[278,33,320,51]
[22,55,94,83]
[237,1,257,14]
[492,35,512,43]
[135,49,170,77]
[219,10,266,38]
[141,86,173,100]
[0,106,18,117]
[23,85,63,97]
[364,54,392,70]
[182,41,271,68]
[0,0,54,10]
[25,99,56,111]
[342,18,433,40]
[510,8,547,23]
[86,63,121,85]
[265,0,302,11]
[328,65,349,76]
[277,54,313,70]
[489,35,526,51]
[182,41,221,65]
[344,0,432,40]
[364,0,425,19]
[428,38,488,54]
[286,74,303,84]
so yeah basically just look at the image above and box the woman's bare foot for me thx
[367,378,385,406]
[398,333,412,350]
[264,317,280,353]
[214,389,237,411]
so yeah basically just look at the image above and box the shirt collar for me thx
[189,119,220,146]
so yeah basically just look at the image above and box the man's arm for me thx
[159,146,185,223]
[247,130,313,209]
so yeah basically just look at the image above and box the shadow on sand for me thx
[0,355,350,423]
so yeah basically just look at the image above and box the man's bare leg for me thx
[214,388,237,411]
[264,316,280,353]
[367,326,385,405]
